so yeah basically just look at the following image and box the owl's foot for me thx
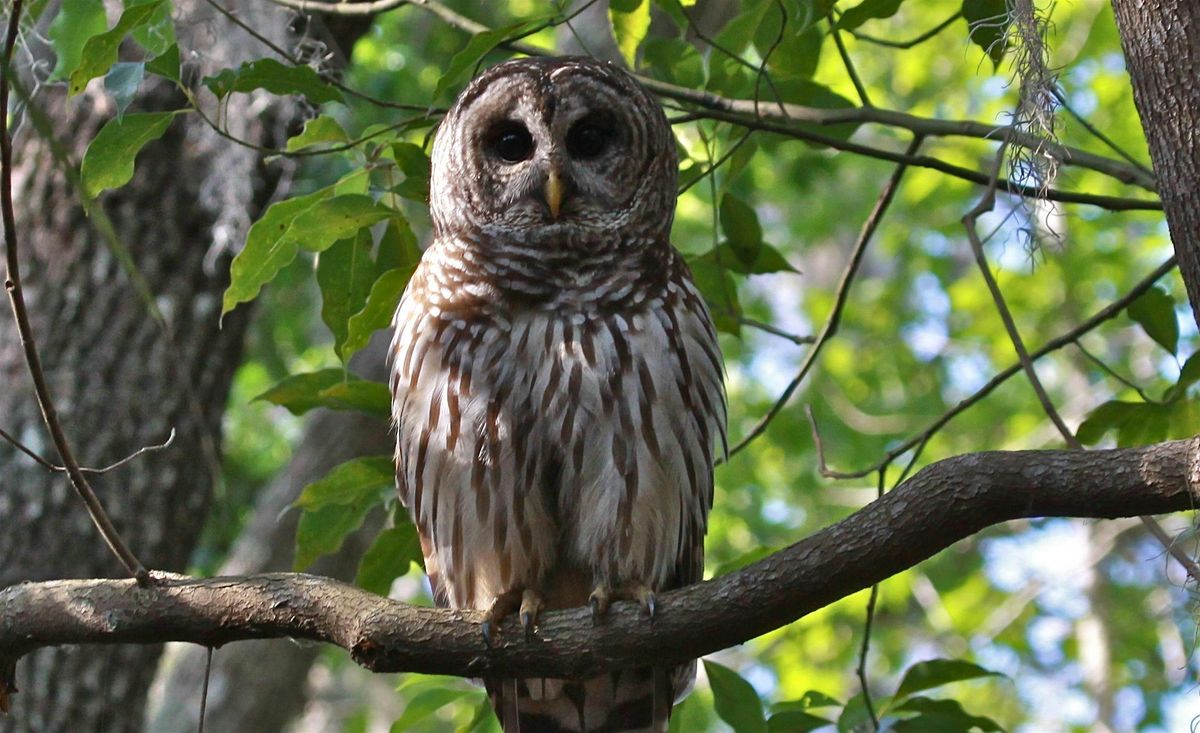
[481,587,523,646]
[588,581,657,626]
[519,588,543,641]
[481,587,545,645]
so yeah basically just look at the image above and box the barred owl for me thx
[390,56,726,732]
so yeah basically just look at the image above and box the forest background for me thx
[0,0,1197,732]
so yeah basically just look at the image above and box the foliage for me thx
[27,0,1199,730]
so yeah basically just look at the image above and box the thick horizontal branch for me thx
[2,439,1197,683]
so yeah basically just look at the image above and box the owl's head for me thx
[429,56,677,244]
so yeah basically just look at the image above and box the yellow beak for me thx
[545,169,564,219]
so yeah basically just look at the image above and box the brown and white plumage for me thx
[390,57,726,732]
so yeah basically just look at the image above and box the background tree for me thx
[2,1,1198,732]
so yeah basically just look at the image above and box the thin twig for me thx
[197,646,213,733]
[855,469,888,732]
[740,317,813,345]
[965,143,1200,585]
[825,257,1178,479]
[682,107,1159,211]
[1073,342,1155,403]
[2,424,176,474]
[728,137,924,458]
[262,0,1157,194]
[204,0,429,112]
[829,11,872,107]
[1,0,147,583]
[0,424,55,469]
[81,429,177,475]
[1052,87,1154,178]
[849,11,961,49]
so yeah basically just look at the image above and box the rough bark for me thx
[0,1,297,730]
[3,439,1198,682]
[145,339,391,733]
[1111,0,1200,326]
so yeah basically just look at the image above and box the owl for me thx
[390,56,726,732]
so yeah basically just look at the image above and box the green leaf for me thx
[609,0,651,67]
[962,0,1011,65]
[68,0,165,96]
[1127,285,1179,354]
[388,142,433,202]
[103,61,144,117]
[1075,400,1134,445]
[465,693,500,733]
[836,693,872,733]
[434,23,532,102]
[642,38,704,89]
[892,697,1004,732]
[358,521,422,596]
[318,230,376,360]
[255,368,345,414]
[715,545,774,576]
[255,368,390,417]
[145,43,180,83]
[708,242,796,275]
[767,710,831,733]
[203,58,344,104]
[48,0,108,80]
[720,193,763,264]
[375,215,422,274]
[1168,397,1200,440]
[222,185,337,315]
[317,380,392,419]
[129,0,174,55]
[343,265,418,362]
[289,195,395,254]
[686,253,741,335]
[1165,350,1200,401]
[772,691,843,711]
[837,0,906,30]
[286,115,350,152]
[294,455,395,511]
[715,0,773,54]
[80,111,178,197]
[894,659,1004,701]
[704,661,766,733]
[294,497,375,570]
[389,688,470,731]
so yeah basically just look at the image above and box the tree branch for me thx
[2,440,1197,689]
[264,0,1158,196]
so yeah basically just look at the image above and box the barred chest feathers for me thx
[390,234,725,613]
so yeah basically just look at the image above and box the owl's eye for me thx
[487,122,534,163]
[566,119,612,159]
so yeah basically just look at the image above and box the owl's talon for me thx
[519,588,543,640]
[589,587,611,626]
[481,587,524,645]
[644,591,657,621]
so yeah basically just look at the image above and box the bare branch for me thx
[265,0,1157,196]
[1,440,1197,687]
[831,257,1178,479]
[1,0,146,582]
[729,137,922,458]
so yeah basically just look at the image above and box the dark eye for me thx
[487,122,534,163]
[567,119,612,159]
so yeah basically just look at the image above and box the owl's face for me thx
[430,57,677,242]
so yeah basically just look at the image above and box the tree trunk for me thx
[0,1,296,729]
[1110,0,1200,324]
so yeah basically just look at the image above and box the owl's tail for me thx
[487,665,681,733]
